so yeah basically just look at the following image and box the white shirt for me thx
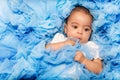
[50,33,101,59]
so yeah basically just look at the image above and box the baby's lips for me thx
[78,38,81,40]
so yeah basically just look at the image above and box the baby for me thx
[46,5,102,74]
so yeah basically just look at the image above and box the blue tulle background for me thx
[0,0,120,80]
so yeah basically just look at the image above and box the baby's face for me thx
[64,11,92,43]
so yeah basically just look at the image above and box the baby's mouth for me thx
[78,38,82,42]
[78,38,81,40]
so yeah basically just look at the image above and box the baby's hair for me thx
[65,5,94,23]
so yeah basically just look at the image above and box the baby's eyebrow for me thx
[83,25,92,29]
[71,22,92,28]
[84,25,91,27]
[71,22,79,25]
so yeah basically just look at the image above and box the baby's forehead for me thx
[70,11,93,21]
[68,12,93,27]
[65,8,93,24]
[70,8,93,21]
[72,6,90,13]
[71,10,91,17]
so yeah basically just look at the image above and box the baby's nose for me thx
[77,28,83,34]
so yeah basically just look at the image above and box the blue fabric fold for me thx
[0,0,120,80]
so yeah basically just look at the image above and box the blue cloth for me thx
[0,0,120,80]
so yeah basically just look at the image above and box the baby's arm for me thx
[74,51,102,74]
[45,39,75,50]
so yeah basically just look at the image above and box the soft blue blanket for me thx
[0,0,120,80]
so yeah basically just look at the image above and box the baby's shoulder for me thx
[50,33,67,43]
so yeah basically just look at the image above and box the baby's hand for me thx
[64,39,76,46]
[74,51,86,64]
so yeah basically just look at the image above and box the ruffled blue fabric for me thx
[0,0,120,80]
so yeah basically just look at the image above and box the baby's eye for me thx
[84,28,91,31]
[72,25,78,29]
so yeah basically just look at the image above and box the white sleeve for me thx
[85,41,101,59]
[50,33,67,43]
